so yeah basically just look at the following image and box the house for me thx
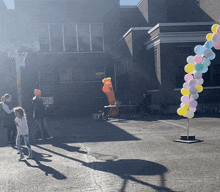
[115,0,220,114]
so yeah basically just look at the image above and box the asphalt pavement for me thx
[0,114,220,192]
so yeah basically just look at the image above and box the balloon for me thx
[194,72,202,79]
[184,74,193,82]
[211,24,219,34]
[188,79,196,87]
[177,108,188,116]
[184,64,195,74]
[195,85,203,93]
[202,58,211,67]
[195,63,204,72]
[217,26,220,34]
[183,82,190,89]
[194,55,203,63]
[181,96,190,104]
[196,78,204,85]
[180,103,184,107]
[189,99,198,108]
[189,107,196,112]
[214,41,220,50]
[190,93,199,100]
[186,110,194,119]
[206,33,213,41]
[181,88,190,96]
[189,86,197,94]
[183,104,189,110]
[212,33,220,42]
[208,52,215,60]
[201,67,208,73]
[204,41,214,49]
[204,49,214,58]
[187,56,195,64]
[194,45,206,55]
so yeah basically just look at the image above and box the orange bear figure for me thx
[102,77,119,116]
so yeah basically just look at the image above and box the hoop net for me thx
[7,47,28,67]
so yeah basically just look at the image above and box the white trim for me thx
[120,6,137,8]
[89,24,92,52]
[174,86,220,91]
[146,31,209,50]
[62,25,65,52]
[123,27,152,38]
[48,25,52,52]
[148,22,215,34]
[137,0,144,6]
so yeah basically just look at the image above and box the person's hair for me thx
[0,94,12,104]
[14,107,26,119]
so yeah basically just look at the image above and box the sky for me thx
[3,0,140,9]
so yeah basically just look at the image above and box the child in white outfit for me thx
[14,107,32,160]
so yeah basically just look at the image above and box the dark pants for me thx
[34,118,50,139]
[7,126,17,144]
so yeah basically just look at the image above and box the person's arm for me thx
[2,104,14,114]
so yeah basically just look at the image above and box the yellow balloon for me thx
[195,85,203,93]
[177,108,188,116]
[184,63,195,74]
[183,104,189,110]
[206,33,213,41]
[181,88,190,96]
[211,24,219,34]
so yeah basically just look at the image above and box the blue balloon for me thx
[201,67,208,73]
[204,41,214,49]
[194,45,206,55]
[208,52,216,60]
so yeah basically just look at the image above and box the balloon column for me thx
[102,77,119,116]
[177,24,220,119]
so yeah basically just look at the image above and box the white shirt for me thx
[2,103,14,114]
[15,117,29,135]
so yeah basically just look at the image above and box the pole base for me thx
[174,135,203,143]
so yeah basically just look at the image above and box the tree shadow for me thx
[33,145,178,192]
[21,149,66,180]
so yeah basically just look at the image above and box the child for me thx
[14,107,32,160]
[32,89,53,140]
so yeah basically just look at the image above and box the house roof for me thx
[0,0,6,10]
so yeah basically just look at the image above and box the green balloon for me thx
[195,63,204,72]
[203,59,211,67]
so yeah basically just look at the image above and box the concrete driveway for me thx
[0,114,219,192]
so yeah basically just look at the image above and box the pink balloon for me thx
[181,96,190,104]
[217,26,220,34]
[194,72,202,79]
[214,41,220,50]
[184,74,194,82]
[196,78,204,85]
[194,55,203,63]
[188,79,196,87]
[183,82,190,89]
[189,107,196,112]
[189,100,198,108]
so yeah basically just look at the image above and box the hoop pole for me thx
[15,50,22,106]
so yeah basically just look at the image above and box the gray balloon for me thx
[191,93,199,100]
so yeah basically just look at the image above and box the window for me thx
[38,25,50,52]
[37,23,104,53]
[59,67,105,82]
[77,24,90,52]
[64,24,77,52]
[91,24,104,51]
[50,25,63,52]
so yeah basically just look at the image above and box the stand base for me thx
[174,135,203,143]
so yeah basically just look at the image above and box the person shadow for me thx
[21,148,66,180]
[34,145,177,192]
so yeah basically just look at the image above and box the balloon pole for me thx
[187,118,189,140]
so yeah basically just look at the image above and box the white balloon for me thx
[190,93,199,100]
[196,78,204,85]
[186,110,194,119]
[187,56,195,64]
